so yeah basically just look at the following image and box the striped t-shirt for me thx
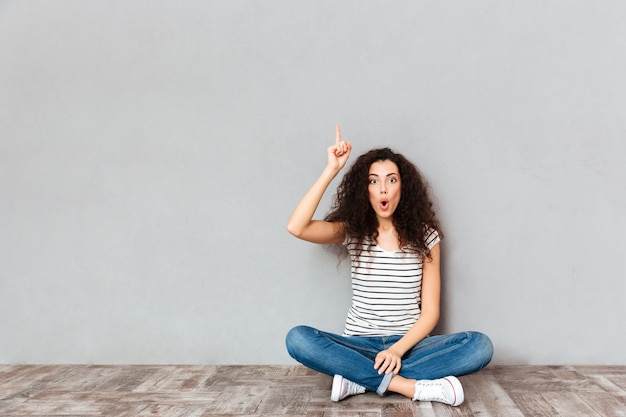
[343,229,441,336]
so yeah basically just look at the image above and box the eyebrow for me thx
[368,173,399,177]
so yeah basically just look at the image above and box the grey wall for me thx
[1,1,625,365]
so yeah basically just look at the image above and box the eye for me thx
[388,177,398,183]
[369,178,378,184]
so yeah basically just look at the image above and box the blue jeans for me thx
[286,325,493,395]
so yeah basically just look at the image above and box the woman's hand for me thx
[326,124,352,172]
[374,348,403,375]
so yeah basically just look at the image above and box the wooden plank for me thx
[133,365,217,392]
[587,375,626,403]
[133,404,208,417]
[578,391,626,417]
[0,365,63,398]
[255,385,310,415]
[541,391,603,417]
[0,396,104,415]
[508,392,559,416]
[463,371,525,417]
[382,401,433,417]
[574,366,626,376]
[547,366,604,394]
[489,365,571,393]
[203,385,268,414]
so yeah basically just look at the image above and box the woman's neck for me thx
[376,220,400,251]
[377,217,394,231]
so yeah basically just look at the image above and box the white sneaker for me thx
[331,374,366,402]
[413,376,464,406]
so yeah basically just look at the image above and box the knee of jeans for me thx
[470,331,494,368]
[285,325,314,360]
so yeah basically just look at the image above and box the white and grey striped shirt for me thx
[343,229,440,336]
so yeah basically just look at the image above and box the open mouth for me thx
[380,199,389,210]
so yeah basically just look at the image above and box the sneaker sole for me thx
[330,374,343,402]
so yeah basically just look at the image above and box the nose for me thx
[380,183,387,194]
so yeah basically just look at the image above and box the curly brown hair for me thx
[325,147,442,259]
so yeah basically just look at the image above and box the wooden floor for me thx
[0,365,625,417]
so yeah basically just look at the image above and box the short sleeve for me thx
[425,228,441,250]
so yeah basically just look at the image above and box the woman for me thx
[285,125,493,406]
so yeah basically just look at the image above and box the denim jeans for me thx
[285,325,493,395]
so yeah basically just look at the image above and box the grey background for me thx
[1,1,625,365]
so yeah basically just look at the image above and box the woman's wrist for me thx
[322,165,341,179]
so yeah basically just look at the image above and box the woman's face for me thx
[368,160,401,220]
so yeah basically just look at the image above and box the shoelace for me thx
[414,381,446,402]
[344,379,365,395]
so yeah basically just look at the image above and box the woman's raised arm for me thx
[287,125,352,244]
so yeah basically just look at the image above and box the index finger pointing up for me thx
[336,124,341,143]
